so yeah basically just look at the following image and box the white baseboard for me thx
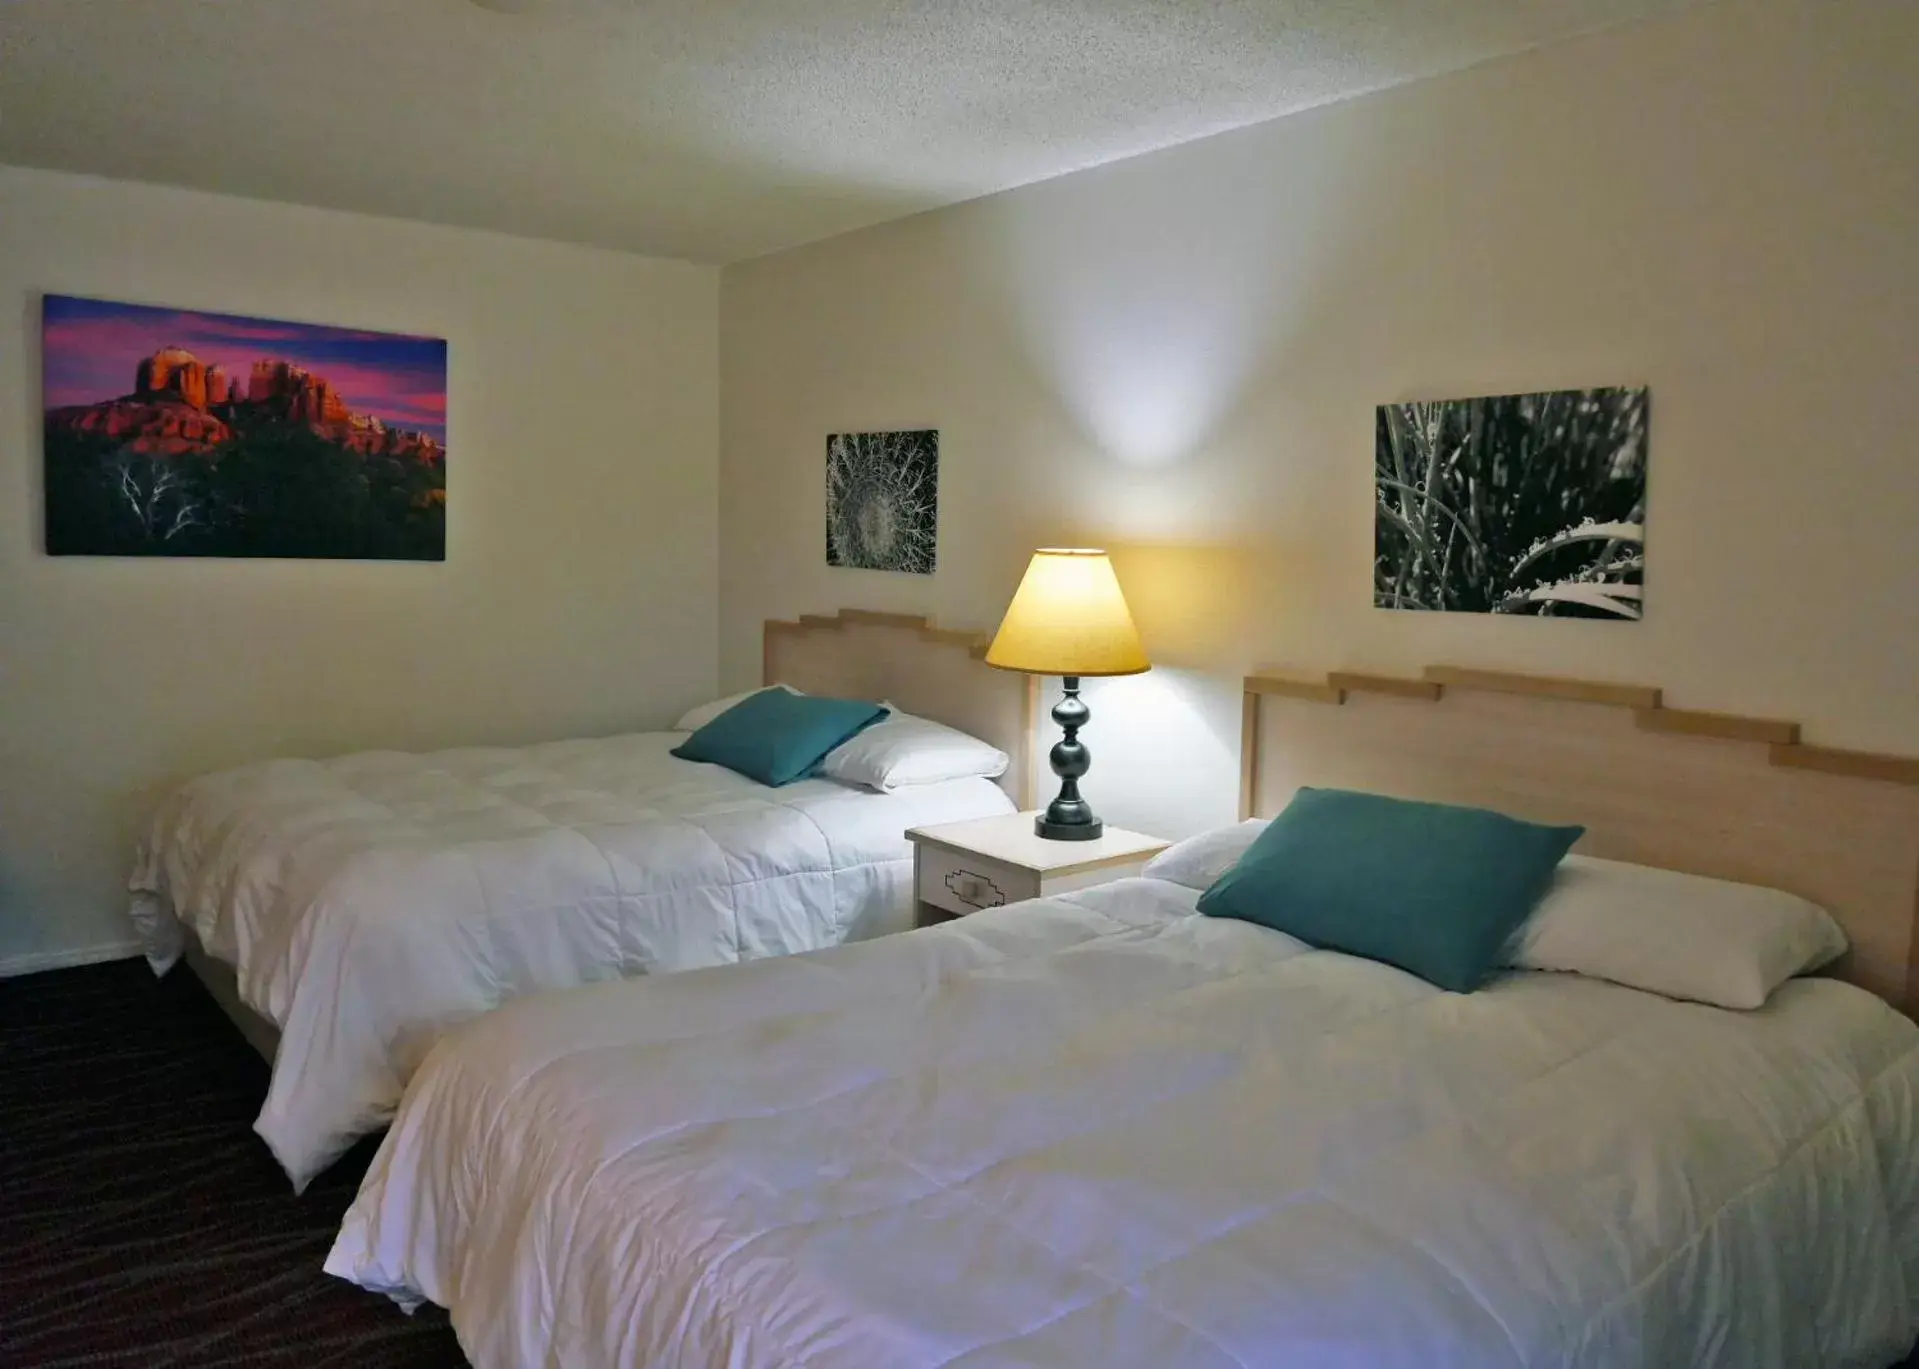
[0,940,146,978]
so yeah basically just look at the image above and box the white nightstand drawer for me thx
[915,843,1040,917]
[907,814,1170,927]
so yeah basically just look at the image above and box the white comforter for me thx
[128,731,1011,1189]
[328,877,1919,1369]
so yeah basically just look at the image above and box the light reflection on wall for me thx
[978,117,1386,487]
[1071,667,1242,840]
[982,164,1297,479]
[1001,257,1275,474]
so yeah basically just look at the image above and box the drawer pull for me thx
[944,869,1007,909]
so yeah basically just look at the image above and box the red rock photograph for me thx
[44,295,447,559]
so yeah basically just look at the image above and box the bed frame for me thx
[183,935,281,1062]
[1239,665,1919,1012]
[764,608,1037,809]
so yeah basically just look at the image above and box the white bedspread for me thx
[327,877,1919,1369]
[128,731,1011,1189]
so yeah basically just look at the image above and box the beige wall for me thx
[721,0,1919,843]
[1,166,720,968]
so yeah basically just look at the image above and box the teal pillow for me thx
[1197,788,1582,993]
[670,688,885,787]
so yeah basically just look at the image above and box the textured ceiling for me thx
[0,0,1694,263]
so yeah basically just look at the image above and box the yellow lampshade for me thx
[985,549,1150,678]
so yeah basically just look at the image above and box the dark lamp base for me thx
[1035,674,1104,842]
[1035,813,1103,841]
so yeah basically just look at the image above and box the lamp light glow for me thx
[984,549,1149,678]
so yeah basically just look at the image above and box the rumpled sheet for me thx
[327,876,1919,1368]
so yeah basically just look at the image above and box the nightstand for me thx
[905,812,1170,926]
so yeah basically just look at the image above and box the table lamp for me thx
[984,548,1150,840]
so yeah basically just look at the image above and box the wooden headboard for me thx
[763,609,1037,808]
[1240,666,1919,1011]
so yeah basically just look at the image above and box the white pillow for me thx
[1508,855,1848,1009]
[818,706,1008,792]
[1141,819,1270,890]
[673,684,800,733]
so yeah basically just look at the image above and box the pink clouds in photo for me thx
[43,295,448,442]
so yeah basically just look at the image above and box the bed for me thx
[129,609,1034,1189]
[325,664,1919,1367]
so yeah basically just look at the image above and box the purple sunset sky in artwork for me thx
[43,295,448,443]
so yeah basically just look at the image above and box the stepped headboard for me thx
[763,609,1036,808]
[1240,666,1919,1011]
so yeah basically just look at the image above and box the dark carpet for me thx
[0,958,468,1368]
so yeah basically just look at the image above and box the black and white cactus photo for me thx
[1375,388,1647,619]
[825,429,938,575]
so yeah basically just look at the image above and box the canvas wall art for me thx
[43,295,448,560]
[1375,387,1647,619]
[825,428,938,574]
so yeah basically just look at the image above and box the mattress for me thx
[326,875,1919,1369]
[128,730,1012,1189]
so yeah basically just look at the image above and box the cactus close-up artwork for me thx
[825,428,938,575]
